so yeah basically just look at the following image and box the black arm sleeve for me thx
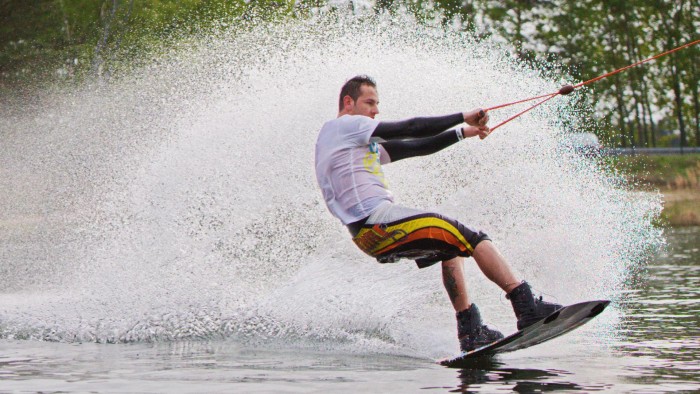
[372,113,464,140]
[382,129,461,162]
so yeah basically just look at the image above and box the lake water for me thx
[2,227,697,393]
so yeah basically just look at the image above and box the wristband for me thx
[455,128,465,141]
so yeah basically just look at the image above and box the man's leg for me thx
[440,240,521,311]
[440,241,517,333]
[442,256,504,351]
[470,239,563,330]
[471,240,521,294]
[441,257,470,312]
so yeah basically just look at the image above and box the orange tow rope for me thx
[486,38,700,131]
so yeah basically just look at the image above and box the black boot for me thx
[507,281,563,330]
[457,303,504,352]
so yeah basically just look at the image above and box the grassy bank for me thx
[607,154,700,226]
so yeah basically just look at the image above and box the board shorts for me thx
[349,202,491,269]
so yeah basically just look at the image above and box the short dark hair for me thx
[339,75,376,111]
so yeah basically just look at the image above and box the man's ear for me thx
[342,95,354,112]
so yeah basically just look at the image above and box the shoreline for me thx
[608,153,699,227]
[659,188,700,227]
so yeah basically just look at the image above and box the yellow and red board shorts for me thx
[350,205,490,269]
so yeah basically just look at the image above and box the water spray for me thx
[0,11,667,346]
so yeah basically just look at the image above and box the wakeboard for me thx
[438,299,610,368]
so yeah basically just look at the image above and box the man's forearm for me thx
[382,129,462,162]
[372,113,464,140]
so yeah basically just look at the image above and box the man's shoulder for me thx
[322,115,379,131]
[318,115,380,149]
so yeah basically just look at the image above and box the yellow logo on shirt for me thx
[364,142,387,187]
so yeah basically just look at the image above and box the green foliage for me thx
[609,153,700,187]
[0,0,292,87]
[413,0,699,149]
[1,0,698,148]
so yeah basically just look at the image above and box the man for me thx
[315,75,561,352]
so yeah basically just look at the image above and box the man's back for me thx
[315,115,393,225]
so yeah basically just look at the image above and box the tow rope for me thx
[486,38,700,131]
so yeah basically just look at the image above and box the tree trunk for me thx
[689,41,699,147]
[108,0,134,67]
[613,77,632,147]
[693,67,699,147]
[58,0,72,43]
[641,80,658,147]
[620,5,647,147]
[671,61,687,150]
[515,6,523,58]
[686,1,700,146]
[92,0,120,78]
[603,12,633,147]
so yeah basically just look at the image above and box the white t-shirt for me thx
[315,115,394,225]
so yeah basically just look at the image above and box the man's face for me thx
[348,85,379,119]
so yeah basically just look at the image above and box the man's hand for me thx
[462,125,491,140]
[463,108,489,127]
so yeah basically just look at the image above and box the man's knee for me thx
[442,256,464,267]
